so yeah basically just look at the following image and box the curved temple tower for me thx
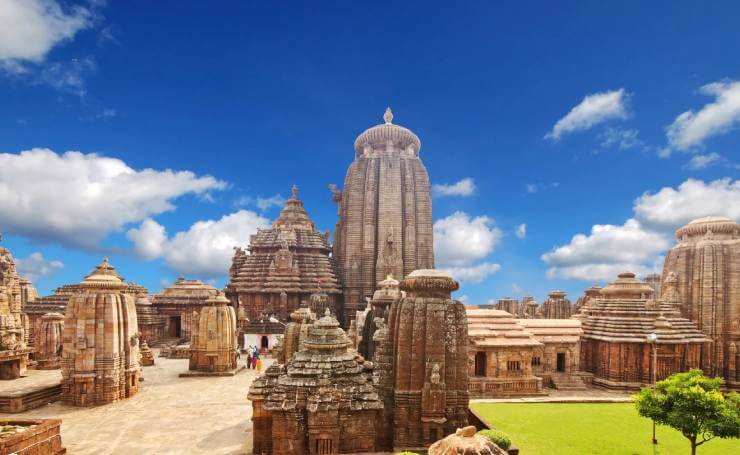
[332,108,434,325]
[60,258,141,407]
[661,217,740,387]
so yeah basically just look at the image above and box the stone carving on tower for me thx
[0,241,31,379]
[331,108,434,325]
[227,186,341,322]
[661,217,740,388]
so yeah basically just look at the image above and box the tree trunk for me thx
[691,439,697,455]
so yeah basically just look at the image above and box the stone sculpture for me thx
[0,244,31,379]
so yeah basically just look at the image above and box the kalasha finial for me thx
[102,256,109,265]
[383,107,393,124]
[291,185,299,199]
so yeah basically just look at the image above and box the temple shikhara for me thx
[331,108,435,324]
[1,109,738,455]
[227,186,342,322]
[60,258,141,406]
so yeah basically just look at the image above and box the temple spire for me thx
[383,107,393,124]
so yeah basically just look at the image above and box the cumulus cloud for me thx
[0,148,226,249]
[443,263,502,284]
[666,80,740,154]
[434,212,502,266]
[682,153,723,170]
[542,219,670,281]
[0,0,91,65]
[432,178,476,197]
[633,178,740,231]
[14,252,64,283]
[545,89,629,140]
[434,211,502,283]
[127,210,271,277]
[542,178,740,281]
[515,223,527,239]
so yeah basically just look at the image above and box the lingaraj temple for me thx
[0,109,738,454]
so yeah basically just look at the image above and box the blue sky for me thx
[1,1,738,305]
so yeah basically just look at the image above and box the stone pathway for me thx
[0,352,265,454]
[472,388,633,403]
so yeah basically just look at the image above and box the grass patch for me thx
[471,402,739,455]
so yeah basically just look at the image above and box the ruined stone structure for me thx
[467,308,545,397]
[495,297,519,315]
[61,258,140,406]
[186,293,238,376]
[388,270,468,450]
[249,310,382,454]
[140,340,155,366]
[0,244,31,379]
[277,306,315,363]
[579,272,709,390]
[332,109,434,325]
[574,285,602,313]
[358,275,402,360]
[661,217,740,388]
[539,290,573,319]
[35,312,64,369]
[0,419,65,455]
[135,293,164,345]
[428,425,507,455]
[228,186,341,322]
[520,295,539,318]
[151,277,219,340]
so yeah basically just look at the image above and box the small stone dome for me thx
[675,216,739,240]
[353,107,421,155]
[600,272,655,299]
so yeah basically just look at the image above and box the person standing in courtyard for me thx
[256,357,262,373]
[246,351,252,369]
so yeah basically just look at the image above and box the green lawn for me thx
[470,402,740,455]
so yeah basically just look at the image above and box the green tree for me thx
[634,369,740,455]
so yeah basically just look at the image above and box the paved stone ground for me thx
[0,350,264,454]
[472,387,633,403]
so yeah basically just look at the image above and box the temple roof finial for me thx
[383,106,393,124]
[291,185,299,199]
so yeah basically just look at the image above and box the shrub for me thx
[478,429,512,450]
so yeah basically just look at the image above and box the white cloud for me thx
[432,178,476,197]
[542,178,740,281]
[546,89,629,140]
[126,218,166,260]
[515,223,527,239]
[633,178,740,231]
[511,283,523,295]
[434,211,502,267]
[128,210,271,277]
[442,262,501,284]
[526,183,538,193]
[682,153,723,170]
[0,0,91,64]
[36,56,96,96]
[0,148,226,248]
[234,193,285,211]
[599,127,645,151]
[666,80,740,153]
[14,252,63,283]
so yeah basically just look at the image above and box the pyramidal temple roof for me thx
[272,185,315,231]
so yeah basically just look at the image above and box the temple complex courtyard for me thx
[471,402,740,455]
[0,351,261,454]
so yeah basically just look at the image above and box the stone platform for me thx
[0,418,66,454]
[179,365,246,377]
[0,369,61,413]
[0,350,263,454]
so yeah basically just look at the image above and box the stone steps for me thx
[551,374,587,391]
[0,383,62,413]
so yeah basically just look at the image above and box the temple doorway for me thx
[557,352,566,372]
[474,351,487,376]
[261,335,269,350]
[168,316,181,338]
